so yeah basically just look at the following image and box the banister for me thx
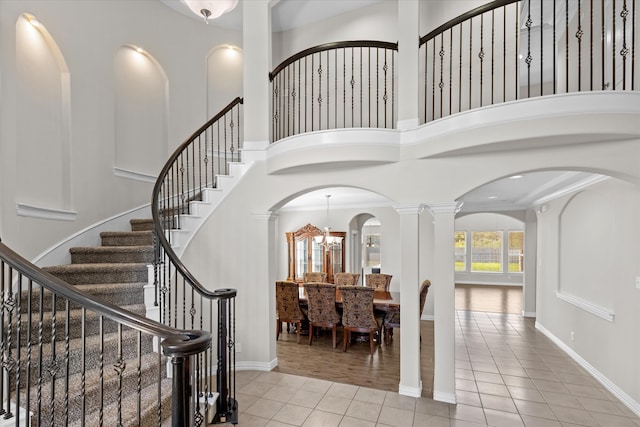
[419,0,518,45]
[0,238,210,356]
[270,40,398,81]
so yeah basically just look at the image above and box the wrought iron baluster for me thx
[479,13,485,105]
[64,299,70,425]
[526,0,532,98]
[0,260,6,418]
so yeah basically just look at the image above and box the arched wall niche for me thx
[15,13,72,212]
[114,45,169,179]
[207,44,243,117]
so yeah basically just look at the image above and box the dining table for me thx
[297,286,400,311]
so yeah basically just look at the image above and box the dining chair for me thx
[338,285,381,354]
[383,279,430,345]
[275,281,307,343]
[303,271,327,283]
[334,272,360,286]
[365,273,392,291]
[303,282,341,348]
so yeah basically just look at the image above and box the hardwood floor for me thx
[273,284,521,398]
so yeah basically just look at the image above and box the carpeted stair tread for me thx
[43,263,149,285]
[70,246,154,264]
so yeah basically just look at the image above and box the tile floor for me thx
[231,310,640,426]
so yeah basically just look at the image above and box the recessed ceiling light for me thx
[488,196,498,199]
[509,175,524,179]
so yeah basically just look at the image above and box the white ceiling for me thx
[280,171,605,213]
[160,0,384,32]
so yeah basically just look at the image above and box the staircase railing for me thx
[270,40,398,142]
[0,238,210,426]
[151,97,244,425]
[420,0,638,123]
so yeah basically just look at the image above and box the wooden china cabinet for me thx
[286,223,346,283]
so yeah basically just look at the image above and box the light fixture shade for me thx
[181,0,238,22]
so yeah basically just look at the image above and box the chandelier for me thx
[314,195,343,248]
[181,0,239,23]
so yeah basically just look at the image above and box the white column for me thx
[523,209,538,317]
[243,0,271,150]
[251,212,279,366]
[427,202,461,404]
[397,0,420,130]
[394,203,424,397]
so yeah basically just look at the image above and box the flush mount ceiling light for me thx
[181,0,238,23]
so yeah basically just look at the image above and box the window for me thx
[471,231,503,272]
[508,231,524,272]
[454,231,466,271]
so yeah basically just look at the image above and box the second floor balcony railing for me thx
[270,41,399,142]
[421,0,637,123]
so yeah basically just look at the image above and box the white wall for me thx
[536,177,640,412]
[0,0,241,259]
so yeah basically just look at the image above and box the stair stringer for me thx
[166,161,253,258]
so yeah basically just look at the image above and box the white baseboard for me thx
[236,358,278,372]
[522,311,536,318]
[535,322,640,417]
[421,314,434,321]
[433,390,457,404]
[398,380,422,398]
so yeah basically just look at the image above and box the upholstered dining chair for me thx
[339,286,381,354]
[365,273,392,291]
[275,281,307,343]
[303,282,341,348]
[334,272,360,286]
[303,271,327,283]
[383,279,431,345]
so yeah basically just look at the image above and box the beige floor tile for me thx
[456,379,479,393]
[456,368,475,380]
[279,374,310,389]
[272,403,313,426]
[575,396,627,416]
[412,412,450,427]
[287,389,325,409]
[564,384,610,400]
[476,381,510,397]
[327,382,359,399]
[245,398,285,419]
[317,394,352,415]
[520,414,563,426]
[507,386,546,403]
[354,387,387,405]
[498,365,530,377]
[301,377,333,394]
[588,411,640,427]
[450,404,487,424]
[383,392,417,411]
[237,412,270,427]
[540,391,584,409]
[533,379,570,394]
[302,409,343,427]
[456,390,482,407]
[474,371,503,384]
[479,394,518,413]
[550,405,599,426]
[513,399,557,420]
[263,385,299,403]
[449,419,489,427]
[414,397,450,417]
[338,415,376,427]
[483,408,525,426]
[377,406,414,427]
[265,420,296,427]
[240,380,276,397]
[503,375,536,389]
[345,400,382,422]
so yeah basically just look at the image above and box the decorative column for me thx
[427,202,461,404]
[243,0,271,151]
[523,209,538,317]
[251,212,279,366]
[394,203,424,397]
[397,0,420,130]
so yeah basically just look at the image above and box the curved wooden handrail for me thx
[0,238,210,357]
[151,97,243,300]
[270,40,398,81]
[419,0,518,45]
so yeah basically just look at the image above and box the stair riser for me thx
[129,219,154,232]
[71,250,154,265]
